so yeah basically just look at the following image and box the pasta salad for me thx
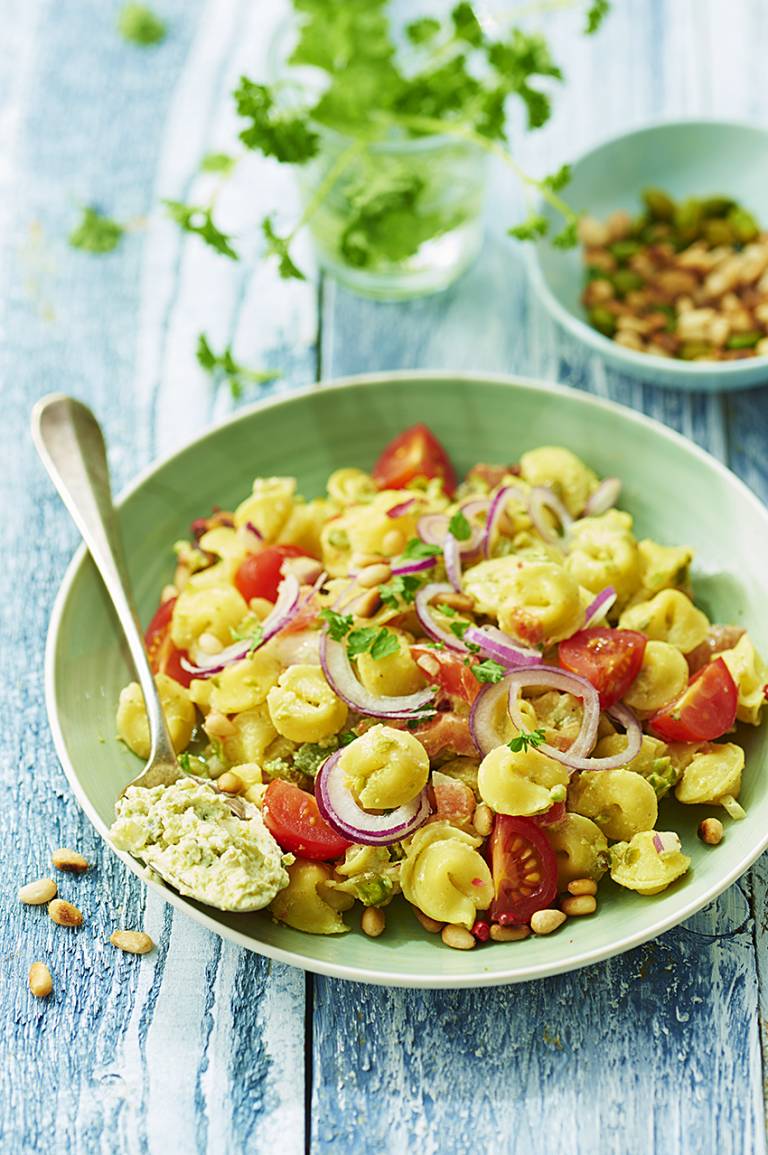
[112,426,768,948]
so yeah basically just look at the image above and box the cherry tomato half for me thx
[262,780,352,861]
[372,425,457,496]
[487,815,558,926]
[648,657,738,743]
[411,645,480,704]
[406,712,478,760]
[144,597,193,688]
[559,627,647,708]
[234,545,310,604]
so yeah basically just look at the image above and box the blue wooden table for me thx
[3,1,768,1151]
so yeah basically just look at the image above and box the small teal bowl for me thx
[527,120,768,392]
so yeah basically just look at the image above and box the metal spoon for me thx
[32,395,253,856]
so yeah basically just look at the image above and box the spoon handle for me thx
[31,394,177,767]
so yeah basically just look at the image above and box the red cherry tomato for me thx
[411,645,480,704]
[648,657,738,743]
[262,780,352,861]
[487,815,558,926]
[406,712,478,759]
[144,597,193,688]
[559,627,647,708]
[531,801,566,828]
[234,545,310,604]
[372,425,457,496]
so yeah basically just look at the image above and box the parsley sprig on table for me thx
[196,334,281,399]
[165,0,610,276]
[69,207,125,253]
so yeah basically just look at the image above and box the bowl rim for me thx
[526,115,768,378]
[44,369,768,988]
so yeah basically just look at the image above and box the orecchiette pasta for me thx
[208,650,282,715]
[269,859,351,934]
[171,585,248,648]
[519,446,598,516]
[339,725,429,809]
[567,768,658,842]
[221,705,278,766]
[497,560,585,647]
[326,467,378,507]
[674,742,744,807]
[630,539,693,605]
[477,746,569,816]
[565,510,642,603]
[116,674,196,760]
[400,822,493,929]
[622,640,689,715]
[356,631,426,697]
[234,477,296,541]
[546,813,609,888]
[718,633,768,725]
[593,733,678,798]
[267,664,348,743]
[619,589,709,654]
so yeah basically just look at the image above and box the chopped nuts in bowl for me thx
[527,119,768,390]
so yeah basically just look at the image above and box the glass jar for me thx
[298,128,489,300]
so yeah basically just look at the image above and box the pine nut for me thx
[441,924,476,950]
[530,909,567,936]
[351,588,380,619]
[161,584,179,603]
[356,562,392,589]
[473,802,493,837]
[28,962,53,999]
[18,878,57,905]
[109,930,155,955]
[217,771,244,795]
[381,529,405,555]
[567,878,597,897]
[698,817,724,846]
[204,710,237,738]
[198,632,223,655]
[413,907,444,934]
[561,895,597,917]
[361,907,386,937]
[48,899,84,927]
[351,552,382,568]
[436,591,474,613]
[51,848,90,874]
[490,924,530,942]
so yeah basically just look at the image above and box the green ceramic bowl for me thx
[528,120,768,391]
[46,372,768,987]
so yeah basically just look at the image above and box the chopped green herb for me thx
[294,739,338,777]
[472,659,506,683]
[402,538,441,561]
[118,3,166,45]
[509,213,549,242]
[448,509,471,541]
[261,215,306,281]
[164,200,238,259]
[351,873,395,907]
[405,17,441,45]
[347,626,400,661]
[319,608,354,641]
[69,207,124,254]
[234,77,320,163]
[196,333,280,399]
[178,752,192,771]
[379,573,424,610]
[229,620,264,654]
[585,0,611,34]
[339,730,357,747]
[542,164,571,192]
[507,727,546,752]
[436,603,458,617]
[200,152,237,175]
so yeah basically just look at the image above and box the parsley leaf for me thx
[339,170,445,269]
[69,207,124,253]
[552,218,580,249]
[230,620,265,654]
[402,538,441,561]
[448,509,471,541]
[320,608,354,641]
[370,629,401,660]
[177,751,192,771]
[585,0,611,34]
[472,659,506,683]
[406,17,441,45]
[542,164,571,192]
[508,727,547,752]
[164,200,238,259]
[339,730,357,746]
[118,3,166,45]
[508,213,549,242]
[347,626,400,661]
[379,573,423,610]
[451,2,484,46]
[234,78,320,163]
[262,216,306,280]
[200,152,237,175]
[196,333,280,399]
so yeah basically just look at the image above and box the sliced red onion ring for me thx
[584,586,617,628]
[417,513,450,546]
[463,625,543,668]
[417,502,487,555]
[315,750,431,846]
[180,574,301,678]
[389,555,438,577]
[481,483,528,557]
[387,497,417,518]
[469,677,515,755]
[443,533,462,592]
[506,665,601,763]
[583,478,621,518]
[652,831,681,855]
[528,487,573,546]
[414,582,468,653]
[319,633,436,718]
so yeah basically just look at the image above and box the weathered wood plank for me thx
[0,1,310,1152]
[313,2,766,1152]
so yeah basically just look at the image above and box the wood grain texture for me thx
[0,2,310,1152]
[314,2,768,1153]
